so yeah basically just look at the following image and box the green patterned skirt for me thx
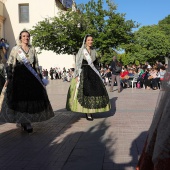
[66,65,111,113]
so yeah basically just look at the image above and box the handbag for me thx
[137,82,141,88]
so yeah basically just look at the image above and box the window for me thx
[19,4,29,23]
[59,0,72,8]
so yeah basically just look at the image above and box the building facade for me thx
[2,0,75,70]
[0,1,5,39]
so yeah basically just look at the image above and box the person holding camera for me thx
[110,56,122,93]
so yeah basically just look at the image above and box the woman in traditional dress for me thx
[0,30,54,133]
[136,61,170,170]
[66,34,110,120]
[0,63,5,95]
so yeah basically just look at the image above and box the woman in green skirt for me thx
[66,34,111,120]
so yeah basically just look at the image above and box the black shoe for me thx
[21,123,33,133]
[86,114,93,121]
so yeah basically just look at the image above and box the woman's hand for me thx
[75,76,79,83]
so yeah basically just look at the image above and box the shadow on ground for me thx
[0,107,148,170]
[93,97,117,119]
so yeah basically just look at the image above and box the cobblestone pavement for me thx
[0,80,160,170]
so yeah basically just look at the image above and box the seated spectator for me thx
[127,68,135,87]
[120,68,129,88]
[105,68,112,86]
[138,67,145,77]
[156,60,163,70]
[137,67,145,88]
[128,68,134,78]
[159,65,166,81]
[158,65,166,89]
[134,69,139,78]
[150,67,160,90]
[143,68,152,90]
[132,64,137,69]
[133,68,139,87]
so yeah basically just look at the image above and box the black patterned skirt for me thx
[66,64,110,113]
[0,63,54,123]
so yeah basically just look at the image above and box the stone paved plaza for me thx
[0,80,160,170]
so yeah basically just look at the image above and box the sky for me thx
[75,0,170,28]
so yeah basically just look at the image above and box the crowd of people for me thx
[41,59,167,93]
[99,60,167,91]
[42,67,74,82]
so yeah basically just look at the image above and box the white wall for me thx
[3,0,75,71]
[0,1,3,16]
[38,50,75,70]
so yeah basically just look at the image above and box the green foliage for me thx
[121,25,170,65]
[158,15,170,45]
[30,11,88,54]
[79,0,138,64]
[158,15,170,25]
[30,0,137,64]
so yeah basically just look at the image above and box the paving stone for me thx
[0,80,159,170]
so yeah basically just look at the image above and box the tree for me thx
[158,15,170,45]
[30,0,137,64]
[81,0,138,64]
[158,15,170,25]
[30,11,88,55]
[120,25,170,64]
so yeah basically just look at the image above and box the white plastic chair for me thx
[131,77,138,89]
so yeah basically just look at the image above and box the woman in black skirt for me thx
[66,34,110,120]
[0,30,54,133]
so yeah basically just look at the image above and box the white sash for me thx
[74,49,103,100]
[17,48,45,87]
[83,49,103,82]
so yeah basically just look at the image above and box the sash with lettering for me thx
[17,48,46,88]
[83,49,103,82]
[74,49,103,100]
